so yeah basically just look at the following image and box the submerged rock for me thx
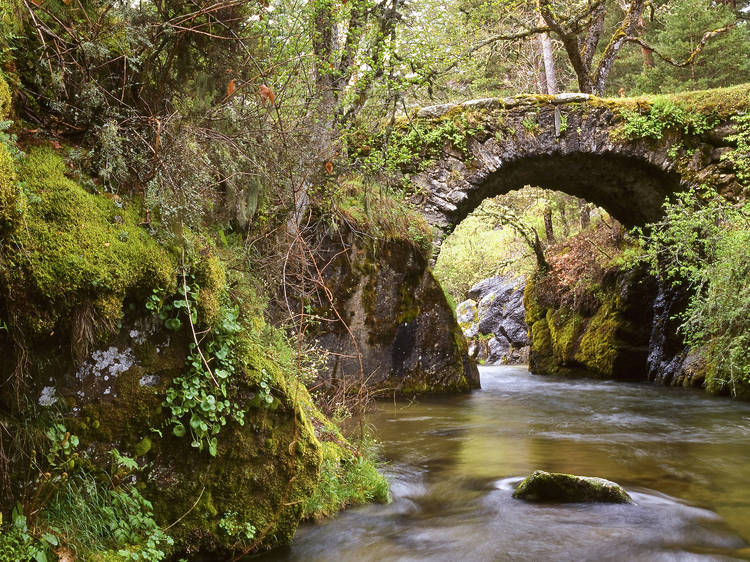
[512,470,632,504]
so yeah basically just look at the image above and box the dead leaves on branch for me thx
[259,84,275,106]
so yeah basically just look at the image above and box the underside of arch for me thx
[444,152,684,230]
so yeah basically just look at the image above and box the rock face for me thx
[647,282,691,385]
[457,275,529,365]
[314,232,480,395]
[524,267,658,379]
[513,470,633,504]
[524,265,709,389]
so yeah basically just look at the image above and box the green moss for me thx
[133,437,152,457]
[586,83,750,119]
[530,319,552,354]
[328,176,434,256]
[0,74,10,120]
[396,281,420,323]
[547,308,584,363]
[574,297,621,377]
[523,279,546,324]
[513,470,632,504]
[4,147,177,336]
[0,141,20,236]
[193,253,226,327]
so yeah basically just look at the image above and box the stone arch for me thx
[408,94,740,240]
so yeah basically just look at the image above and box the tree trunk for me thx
[538,1,595,93]
[532,228,549,272]
[592,0,646,94]
[535,41,548,94]
[580,202,591,231]
[560,205,570,237]
[538,15,558,94]
[543,204,555,244]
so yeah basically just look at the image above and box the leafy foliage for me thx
[353,114,485,177]
[156,280,259,456]
[302,439,389,519]
[636,186,750,395]
[218,511,257,549]
[723,110,750,186]
[0,426,173,562]
[610,0,750,95]
[619,98,717,140]
[42,474,173,561]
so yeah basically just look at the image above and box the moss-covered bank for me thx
[0,103,387,559]
[523,224,657,380]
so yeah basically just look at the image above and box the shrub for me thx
[637,186,750,396]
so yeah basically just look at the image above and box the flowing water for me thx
[257,366,750,561]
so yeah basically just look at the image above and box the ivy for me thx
[619,98,717,140]
[154,275,274,456]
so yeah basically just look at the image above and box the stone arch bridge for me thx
[402,88,746,239]
[316,87,747,396]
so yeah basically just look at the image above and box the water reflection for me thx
[255,366,750,561]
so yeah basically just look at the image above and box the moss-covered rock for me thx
[526,266,655,380]
[547,308,584,363]
[1,147,176,356]
[67,322,324,556]
[574,297,621,376]
[313,231,479,395]
[513,470,632,504]
[0,146,388,558]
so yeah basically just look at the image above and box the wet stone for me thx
[513,470,633,504]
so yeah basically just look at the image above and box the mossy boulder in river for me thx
[513,470,633,504]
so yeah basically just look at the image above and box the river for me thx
[257,365,750,561]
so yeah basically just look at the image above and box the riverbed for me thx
[256,366,750,561]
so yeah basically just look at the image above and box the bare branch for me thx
[624,22,739,68]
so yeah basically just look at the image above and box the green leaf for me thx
[165,317,182,331]
[172,423,186,437]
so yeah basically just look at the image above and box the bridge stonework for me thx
[407,92,744,239]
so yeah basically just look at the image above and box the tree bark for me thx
[582,3,607,70]
[592,0,646,94]
[580,201,591,231]
[536,41,548,94]
[538,14,557,94]
[560,205,570,237]
[543,204,555,244]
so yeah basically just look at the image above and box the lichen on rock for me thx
[513,470,633,504]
